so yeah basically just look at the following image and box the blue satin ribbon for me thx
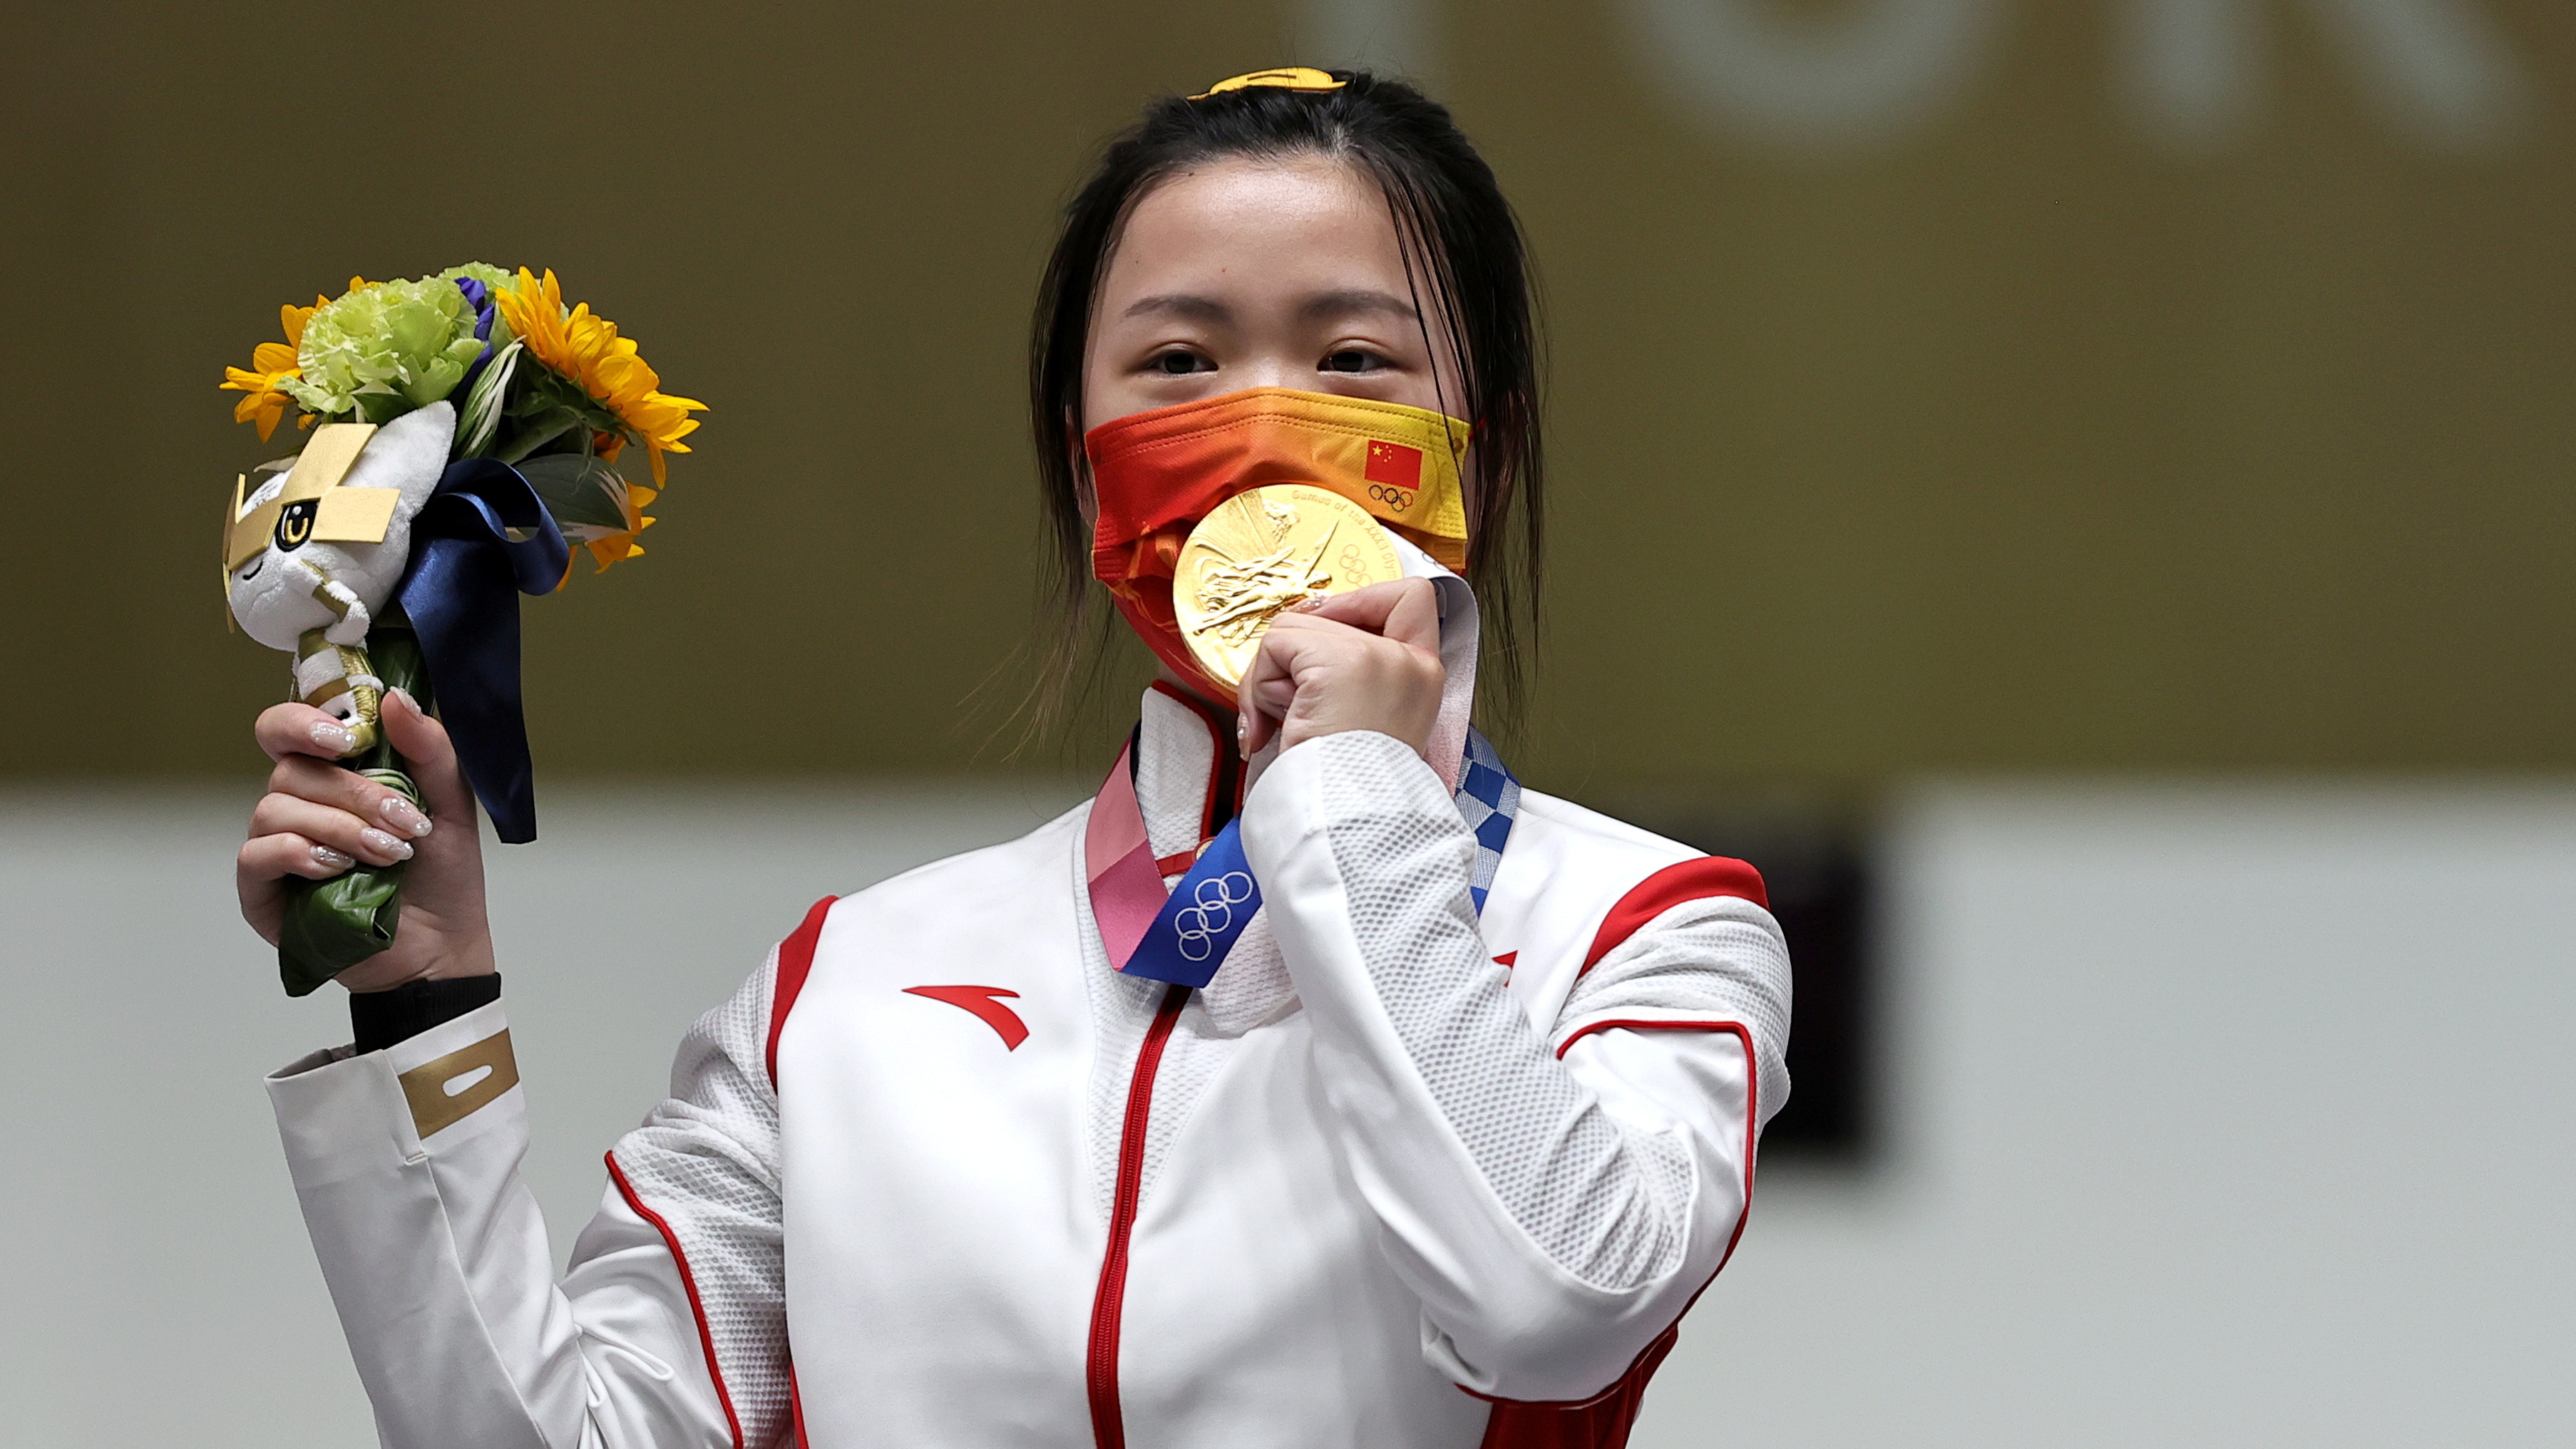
[1119,731,1520,990]
[396,458,570,844]
[1119,818,1262,989]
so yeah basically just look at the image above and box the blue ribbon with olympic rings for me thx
[1117,818,1261,989]
[1117,728,1519,989]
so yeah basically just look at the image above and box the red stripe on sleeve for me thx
[1554,1019,1759,1274]
[1581,857,1767,974]
[765,896,839,1088]
[1473,1324,1678,1447]
[607,1153,747,1449]
[1478,1022,1759,1446]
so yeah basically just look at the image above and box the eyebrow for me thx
[1119,294,1233,323]
[1114,289,1422,325]
[1298,288,1419,323]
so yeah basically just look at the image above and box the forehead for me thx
[1100,155,1411,306]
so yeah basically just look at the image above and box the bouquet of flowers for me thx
[219,265,705,994]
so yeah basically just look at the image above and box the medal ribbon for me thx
[1086,728,1520,990]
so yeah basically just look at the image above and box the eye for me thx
[1151,349,1212,376]
[274,499,317,551]
[1320,348,1386,374]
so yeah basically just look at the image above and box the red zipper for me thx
[1086,982,1190,1449]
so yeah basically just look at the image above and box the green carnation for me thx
[283,277,488,424]
[436,261,520,351]
[436,261,515,294]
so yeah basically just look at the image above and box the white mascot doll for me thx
[222,402,456,756]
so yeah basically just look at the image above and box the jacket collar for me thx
[1134,682,1236,873]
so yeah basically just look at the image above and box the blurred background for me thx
[3,1,2570,1444]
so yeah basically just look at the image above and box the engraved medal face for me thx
[1175,483,1406,691]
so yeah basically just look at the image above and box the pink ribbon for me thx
[1084,743,1168,970]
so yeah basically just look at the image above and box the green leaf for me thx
[453,341,521,458]
[514,453,631,531]
[492,406,586,464]
[354,391,412,426]
[277,859,405,995]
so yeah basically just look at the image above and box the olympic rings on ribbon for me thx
[1365,483,1414,511]
[1173,871,1256,961]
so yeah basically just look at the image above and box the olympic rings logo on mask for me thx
[1172,871,1257,961]
[1365,483,1415,511]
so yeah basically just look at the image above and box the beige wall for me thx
[6,1,2568,789]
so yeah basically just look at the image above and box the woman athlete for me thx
[240,70,1792,1449]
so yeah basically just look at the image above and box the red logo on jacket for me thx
[902,986,1030,1051]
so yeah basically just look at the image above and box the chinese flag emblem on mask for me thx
[1365,439,1423,490]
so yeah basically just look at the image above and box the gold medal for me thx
[1175,483,1406,691]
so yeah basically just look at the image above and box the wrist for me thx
[349,972,503,1053]
[337,932,497,994]
[1282,718,1436,760]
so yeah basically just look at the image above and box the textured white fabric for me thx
[1308,732,1691,1289]
[1194,909,1297,1037]
[1074,885,1167,1223]
[1135,1015,1229,1205]
[1560,897,1793,1123]
[1135,687,1220,864]
[605,956,788,1446]
[1243,728,1785,1400]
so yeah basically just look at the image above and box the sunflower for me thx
[494,268,707,485]
[217,296,328,441]
[561,480,659,584]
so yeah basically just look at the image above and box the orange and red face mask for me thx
[1086,386,1473,698]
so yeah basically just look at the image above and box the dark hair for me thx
[1027,70,1545,738]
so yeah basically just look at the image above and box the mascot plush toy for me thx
[224,403,455,757]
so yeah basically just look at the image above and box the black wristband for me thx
[350,974,503,1055]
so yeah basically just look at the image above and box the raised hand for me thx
[239,689,496,991]
[1238,578,1444,759]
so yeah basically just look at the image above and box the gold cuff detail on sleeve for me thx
[396,1028,520,1140]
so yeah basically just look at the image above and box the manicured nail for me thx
[311,721,357,754]
[311,844,353,871]
[379,795,432,837]
[359,828,414,862]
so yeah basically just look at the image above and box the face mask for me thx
[1086,386,1472,698]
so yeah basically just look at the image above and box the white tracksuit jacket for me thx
[267,687,1792,1448]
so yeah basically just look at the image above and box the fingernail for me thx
[311,721,357,754]
[359,828,414,862]
[311,845,353,871]
[386,688,416,714]
[379,796,432,837]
